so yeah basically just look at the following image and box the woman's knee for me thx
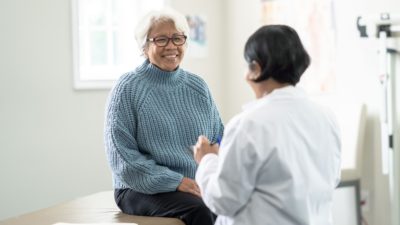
[192,203,213,215]
[181,202,216,225]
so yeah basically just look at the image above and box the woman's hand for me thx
[177,177,201,197]
[193,135,219,164]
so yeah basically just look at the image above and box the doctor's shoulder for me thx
[313,102,341,132]
[224,109,270,136]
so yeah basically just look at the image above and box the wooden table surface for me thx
[0,191,185,225]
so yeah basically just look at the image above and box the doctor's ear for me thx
[247,61,262,81]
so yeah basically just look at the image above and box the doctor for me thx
[193,24,341,225]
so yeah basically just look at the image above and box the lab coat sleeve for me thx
[196,117,263,217]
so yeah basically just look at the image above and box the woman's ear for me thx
[142,49,148,58]
[247,61,262,81]
[142,44,150,58]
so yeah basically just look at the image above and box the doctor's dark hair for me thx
[244,25,310,85]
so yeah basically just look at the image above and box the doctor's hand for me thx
[193,135,219,164]
[177,177,201,197]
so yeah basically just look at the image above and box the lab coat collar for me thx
[241,85,306,111]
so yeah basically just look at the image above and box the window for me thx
[71,0,166,89]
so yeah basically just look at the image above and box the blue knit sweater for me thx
[104,60,224,194]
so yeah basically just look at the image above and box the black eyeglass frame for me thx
[146,35,188,47]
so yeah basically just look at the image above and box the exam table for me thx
[0,191,185,225]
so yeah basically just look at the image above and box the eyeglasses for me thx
[147,35,187,47]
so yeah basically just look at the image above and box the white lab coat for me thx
[196,86,341,225]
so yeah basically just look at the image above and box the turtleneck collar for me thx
[136,59,184,87]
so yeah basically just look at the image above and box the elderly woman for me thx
[193,25,341,225]
[104,8,223,225]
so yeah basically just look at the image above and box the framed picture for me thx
[332,179,362,225]
[260,0,337,94]
[186,14,207,58]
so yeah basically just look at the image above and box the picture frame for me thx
[332,179,362,225]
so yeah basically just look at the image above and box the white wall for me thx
[0,0,112,220]
[223,0,260,120]
[334,1,397,224]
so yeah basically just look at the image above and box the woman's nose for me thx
[165,39,177,48]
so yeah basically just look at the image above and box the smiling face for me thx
[144,20,186,71]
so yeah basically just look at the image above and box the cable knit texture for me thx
[104,60,224,194]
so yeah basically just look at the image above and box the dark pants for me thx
[115,189,217,225]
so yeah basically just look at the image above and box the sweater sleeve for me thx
[184,72,224,143]
[104,80,183,194]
